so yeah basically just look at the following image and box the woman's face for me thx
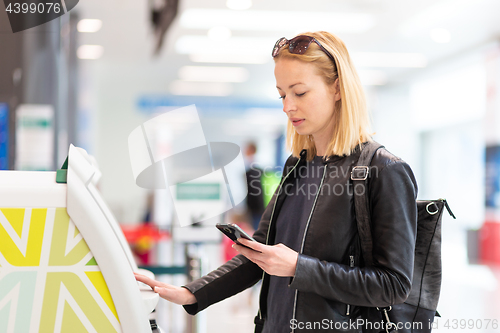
[274,58,340,140]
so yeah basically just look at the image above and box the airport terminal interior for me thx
[1,0,500,332]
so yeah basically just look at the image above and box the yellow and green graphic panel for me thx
[0,208,46,266]
[0,208,121,333]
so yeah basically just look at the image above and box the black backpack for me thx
[351,141,455,333]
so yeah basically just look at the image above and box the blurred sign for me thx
[485,145,500,209]
[176,183,220,200]
[136,95,281,114]
[0,103,8,170]
[15,104,54,171]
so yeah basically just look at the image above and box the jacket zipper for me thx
[290,163,328,332]
[258,158,302,321]
[346,255,355,315]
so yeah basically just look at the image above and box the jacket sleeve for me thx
[288,158,418,307]
[182,156,297,315]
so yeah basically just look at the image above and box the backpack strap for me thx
[351,141,384,267]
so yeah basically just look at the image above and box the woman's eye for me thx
[296,92,306,97]
[279,95,285,100]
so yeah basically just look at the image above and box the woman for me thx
[135,31,418,333]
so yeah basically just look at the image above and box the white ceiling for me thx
[75,0,500,101]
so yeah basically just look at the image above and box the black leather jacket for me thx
[183,144,418,332]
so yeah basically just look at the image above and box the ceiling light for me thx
[177,36,274,57]
[169,81,233,96]
[208,27,232,41]
[77,45,104,59]
[180,9,375,33]
[77,19,102,33]
[430,28,451,43]
[352,52,427,68]
[357,70,388,86]
[189,54,269,64]
[178,66,249,82]
[226,0,252,10]
[399,0,474,37]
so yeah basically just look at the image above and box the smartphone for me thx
[216,223,257,249]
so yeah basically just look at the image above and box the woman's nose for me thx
[282,97,296,114]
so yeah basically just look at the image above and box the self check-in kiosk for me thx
[0,145,159,333]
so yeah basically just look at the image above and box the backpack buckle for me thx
[377,306,398,333]
[351,166,369,180]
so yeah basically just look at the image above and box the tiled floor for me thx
[155,220,500,333]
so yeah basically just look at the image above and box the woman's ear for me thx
[333,78,341,101]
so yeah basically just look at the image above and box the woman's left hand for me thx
[233,238,298,277]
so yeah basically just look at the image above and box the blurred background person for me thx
[244,142,265,231]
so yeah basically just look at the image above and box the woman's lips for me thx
[291,118,305,127]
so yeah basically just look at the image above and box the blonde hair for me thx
[273,31,373,160]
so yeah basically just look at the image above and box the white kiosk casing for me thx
[0,145,158,333]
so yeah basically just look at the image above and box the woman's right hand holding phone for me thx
[134,272,197,305]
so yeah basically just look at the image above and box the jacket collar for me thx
[300,142,369,164]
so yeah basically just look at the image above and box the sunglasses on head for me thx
[272,35,336,66]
